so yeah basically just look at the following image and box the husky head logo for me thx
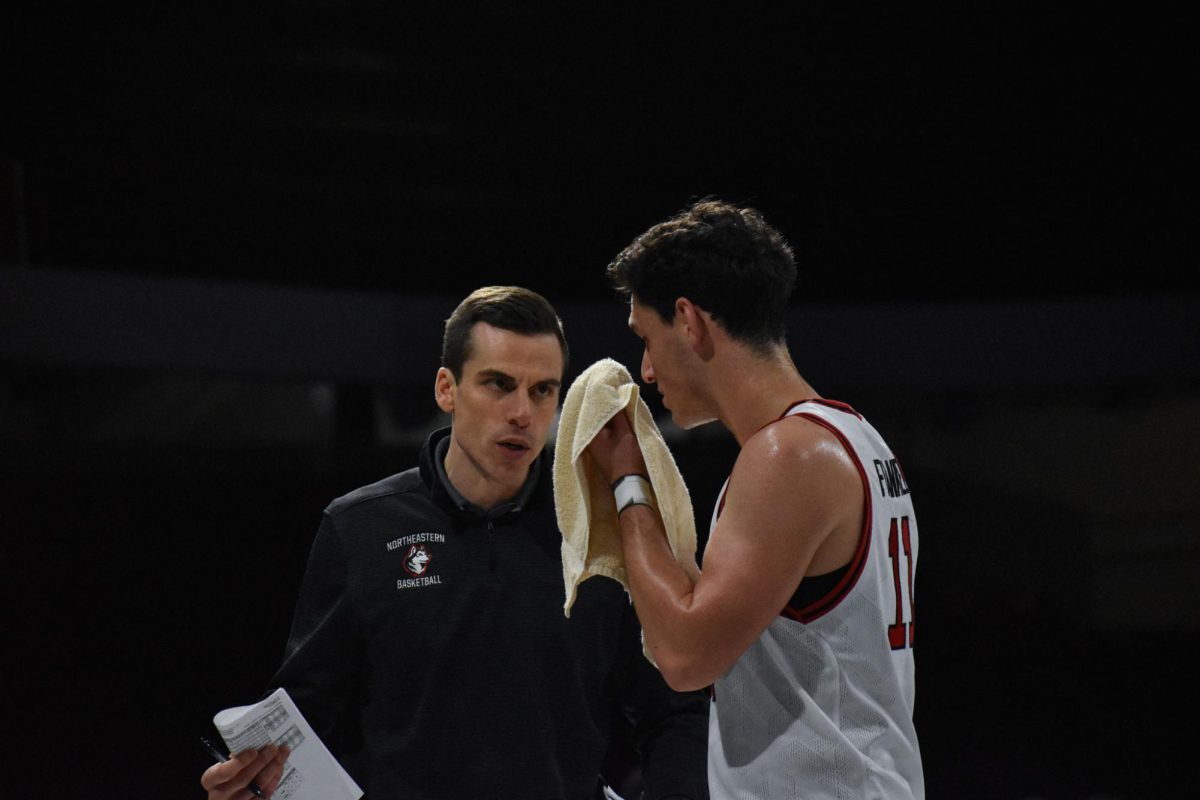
[403,544,431,577]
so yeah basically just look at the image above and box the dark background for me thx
[3,4,1196,798]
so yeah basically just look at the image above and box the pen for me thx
[200,736,267,799]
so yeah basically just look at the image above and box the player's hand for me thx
[200,744,290,800]
[587,408,646,486]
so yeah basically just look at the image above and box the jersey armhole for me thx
[778,411,873,623]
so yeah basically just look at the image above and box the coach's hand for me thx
[201,743,290,800]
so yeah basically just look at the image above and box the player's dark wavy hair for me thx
[442,286,568,381]
[606,199,796,353]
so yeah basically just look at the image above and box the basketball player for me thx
[587,200,925,798]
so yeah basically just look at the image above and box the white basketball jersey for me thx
[707,399,924,800]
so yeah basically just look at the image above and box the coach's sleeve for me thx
[268,511,366,757]
[615,603,711,800]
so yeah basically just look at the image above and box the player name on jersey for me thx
[873,457,910,498]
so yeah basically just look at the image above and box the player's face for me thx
[436,322,563,498]
[629,299,711,429]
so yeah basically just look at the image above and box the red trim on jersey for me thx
[758,399,862,438]
[805,398,863,419]
[752,398,816,440]
[712,399,871,622]
[715,477,730,519]
[776,409,873,624]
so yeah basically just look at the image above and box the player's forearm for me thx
[617,504,720,691]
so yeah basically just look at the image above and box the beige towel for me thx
[553,358,698,621]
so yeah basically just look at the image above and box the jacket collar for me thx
[417,426,546,523]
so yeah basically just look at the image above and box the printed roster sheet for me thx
[213,687,363,800]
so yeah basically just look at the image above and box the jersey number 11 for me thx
[887,516,915,650]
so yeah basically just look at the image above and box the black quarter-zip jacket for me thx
[271,427,709,800]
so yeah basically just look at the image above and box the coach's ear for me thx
[676,297,715,360]
[435,368,457,414]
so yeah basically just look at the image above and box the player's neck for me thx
[712,346,819,446]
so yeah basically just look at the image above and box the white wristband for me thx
[612,473,657,514]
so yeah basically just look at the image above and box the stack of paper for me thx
[214,687,362,800]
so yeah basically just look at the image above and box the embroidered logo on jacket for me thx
[386,532,446,590]
[404,544,431,576]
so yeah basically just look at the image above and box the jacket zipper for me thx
[487,519,496,573]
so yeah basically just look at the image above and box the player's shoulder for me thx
[733,409,860,493]
[740,409,844,464]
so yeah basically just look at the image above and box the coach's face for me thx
[435,322,563,507]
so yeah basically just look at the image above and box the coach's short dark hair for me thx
[442,286,568,380]
[606,199,796,352]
